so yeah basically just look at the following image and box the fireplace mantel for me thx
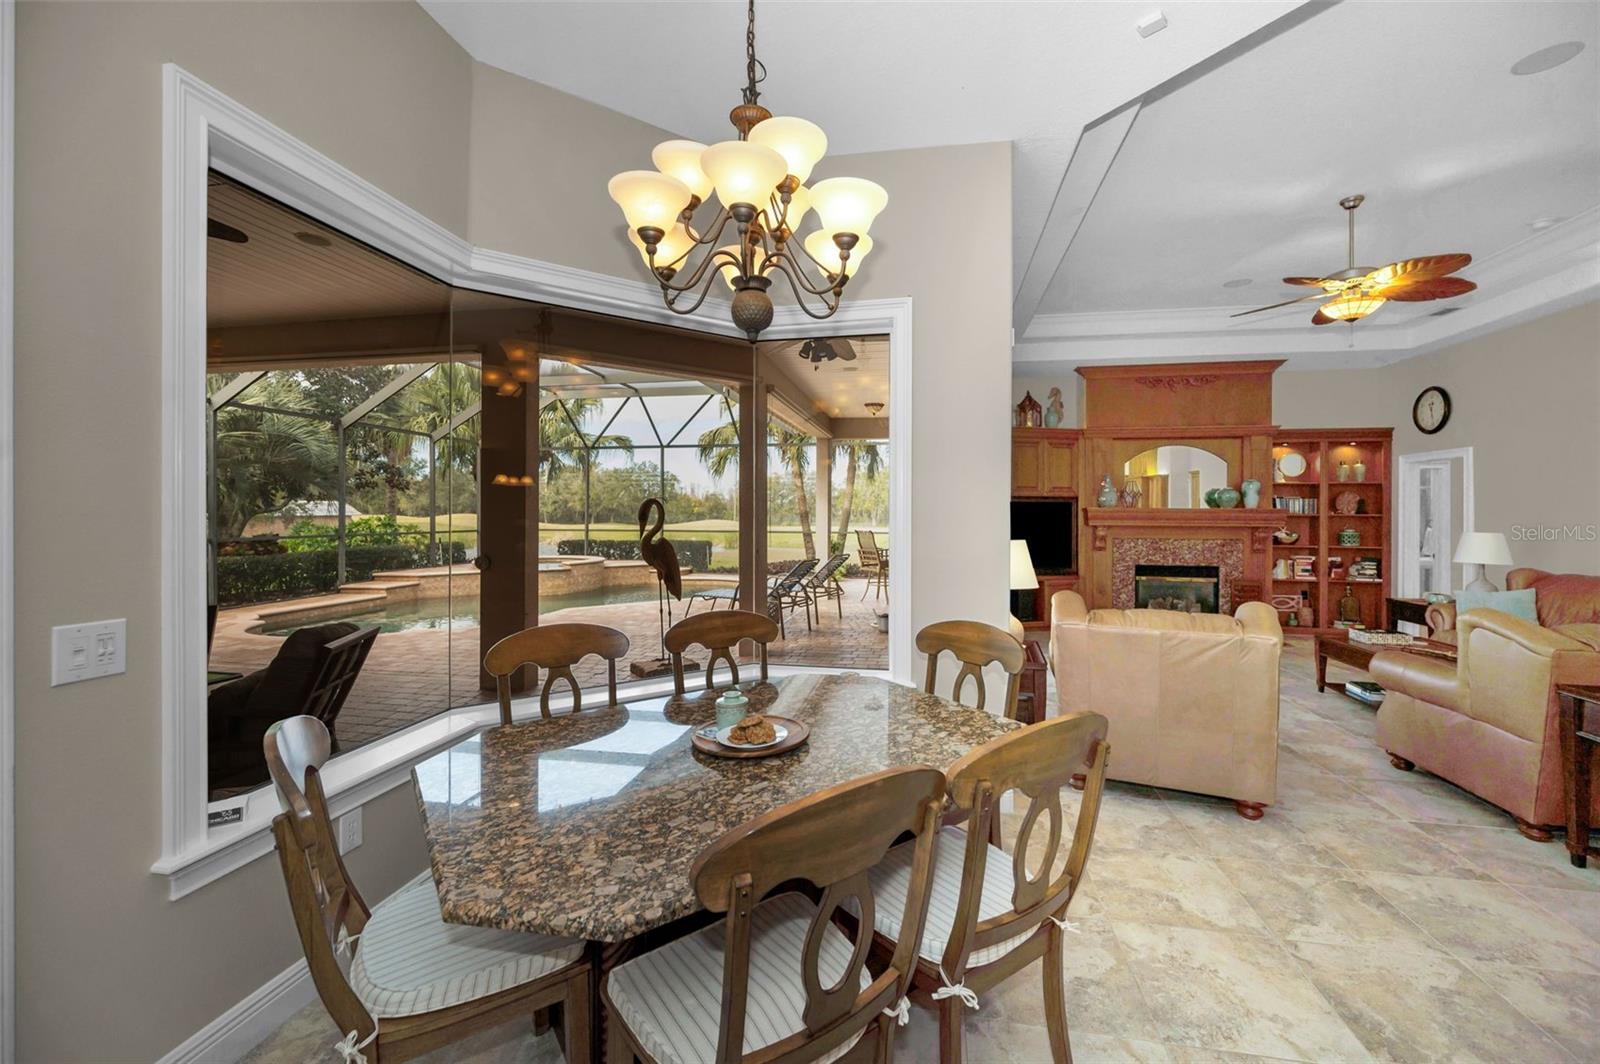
[1083,507,1282,552]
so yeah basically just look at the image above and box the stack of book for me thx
[1344,680,1385,705]
[1273,496,1318,515]
[1350,556,1381,581]
[1350,628,1412,646]
[1291,555,1316,579]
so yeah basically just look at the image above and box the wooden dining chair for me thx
[916,619,1028,720]
[601,766,947,1064]
[484,622,630,725]
[264,716,593,1063]
[865,712,1110,1064]
[663,610,779,695]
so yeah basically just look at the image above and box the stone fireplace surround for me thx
[1115,539,1245,613]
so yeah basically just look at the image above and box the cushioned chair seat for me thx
[350,872,584,1019]
[606,892,869,1064]
[868,826,1033,970]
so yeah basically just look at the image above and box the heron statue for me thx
[635,498,683,673]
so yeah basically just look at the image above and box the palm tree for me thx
[211,377,337,539]
[538,395,632,484]
[830,440,885,551]
[698,419,817,559]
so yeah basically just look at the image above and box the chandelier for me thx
[606,0,887,341]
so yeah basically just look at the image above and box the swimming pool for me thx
[259,586,664,636]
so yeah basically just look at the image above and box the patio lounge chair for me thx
[207,621,378,796]
[767,558,818,638]
[856,528,889,601]
[804,552,852,620]
[684,584,741,615]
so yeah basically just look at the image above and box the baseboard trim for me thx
[157,958,315,1064]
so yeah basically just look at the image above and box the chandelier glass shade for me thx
[605,0,887,340]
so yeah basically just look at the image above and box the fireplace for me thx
[1135,564,1220,614]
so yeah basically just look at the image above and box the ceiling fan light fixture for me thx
[864,401,884,416]
[1320,293,1387,323]
[1511,41,1584,76]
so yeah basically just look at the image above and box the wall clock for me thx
[1412,386,1451,434]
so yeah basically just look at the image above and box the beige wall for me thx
[467,62,673,273]
[809,142,1016,656]
[1275,301,1600,580]
[13,4,1018,1058]
[13,2,470,1059]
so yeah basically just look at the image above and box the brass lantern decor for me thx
[606,0,887,340]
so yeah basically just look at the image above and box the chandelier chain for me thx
[742,0,766,106]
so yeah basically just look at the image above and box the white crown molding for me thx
[1017,209,1600,370]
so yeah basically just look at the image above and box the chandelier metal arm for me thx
[762,249,840,298]
[766,258,843,319]
[660,263,731,317]
[648,218,740,293]
[780,228,853,288]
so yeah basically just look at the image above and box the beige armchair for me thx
[1372,607,1600,838]
[1051,590,1282,818]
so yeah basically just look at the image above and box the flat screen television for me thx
[1010,499,1076,574]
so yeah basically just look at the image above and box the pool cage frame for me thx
[204,357,743,606]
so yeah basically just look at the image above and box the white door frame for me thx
[1396,446,1474,597]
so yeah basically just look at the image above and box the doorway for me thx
[1396,448,1474,622]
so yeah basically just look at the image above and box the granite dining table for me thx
[409,671,1019,1058]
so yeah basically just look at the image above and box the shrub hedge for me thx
[217,542,466,606]
[556,537,713,573]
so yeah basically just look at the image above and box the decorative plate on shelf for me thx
[1333,490,1362,515]
[1276,450,1308,480]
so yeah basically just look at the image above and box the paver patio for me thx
[208,577,890,750]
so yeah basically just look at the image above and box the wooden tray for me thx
[691,716,810,760]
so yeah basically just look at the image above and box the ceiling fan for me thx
[796,337,857,370]
[1232,195,1475,325]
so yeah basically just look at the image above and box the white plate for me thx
[715,722,789,750]
[1277,450,1307,478]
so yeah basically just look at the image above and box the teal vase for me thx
[1096,475,1118,508]
[1216,487,1242,509]
[1203,488,1221,508]
[1241,479,1261,508]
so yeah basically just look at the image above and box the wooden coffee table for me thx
[1557,684,1600,869]
[1315,631,1455,698]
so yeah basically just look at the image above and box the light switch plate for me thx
[51,619,127,686]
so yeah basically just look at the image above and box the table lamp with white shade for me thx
[1009,539,1039,641]
[1456,531,1512,592]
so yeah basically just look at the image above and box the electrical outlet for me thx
[338,809,363,854]
[51,619,127,686]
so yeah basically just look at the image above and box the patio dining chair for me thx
[803,552,852,621]
[766,558,819,638]
[855,529,889,601]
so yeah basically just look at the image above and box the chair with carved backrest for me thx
[265,716,593,1063]
[601,766,947,1064]
[663,610,779,696]
[916,619,1027,721]
[866,712,1111,1063]
[483,622,631,726]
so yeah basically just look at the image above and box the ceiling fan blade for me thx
[1311,308,1338,325]
[1230,291,1331,318]
[1377,277,1477,302]
[1370,253,1471,287]
[1282,276,1332,287]
[207,218,249,244]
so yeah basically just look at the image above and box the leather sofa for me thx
[1372,608,1600,837]
[1425,567,1600,645]
[1051,590,1282,818]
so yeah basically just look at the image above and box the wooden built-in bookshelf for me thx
[1269,429,1392,635]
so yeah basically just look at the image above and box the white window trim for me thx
[158,65,914,895]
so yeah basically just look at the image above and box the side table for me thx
[1015,638,1049,724]
[1557,684,1600,869]
[1387,596,1431,631]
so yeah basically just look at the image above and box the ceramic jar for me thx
[1241,478,1261,508]
[1339,527,1361,546]
[1337,461,1351,482]
[1203,488,1221,508]
[1215,486,1242,509]
[1353,460,1367,482]
[1097,475,1118,507]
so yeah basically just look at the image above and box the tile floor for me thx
[245,639,1597,1063]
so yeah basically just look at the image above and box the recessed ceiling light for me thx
[1511,41,1584,76]
[1222,278,1253,288]
[294,230,333,247]
[1527,216,1565,231]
